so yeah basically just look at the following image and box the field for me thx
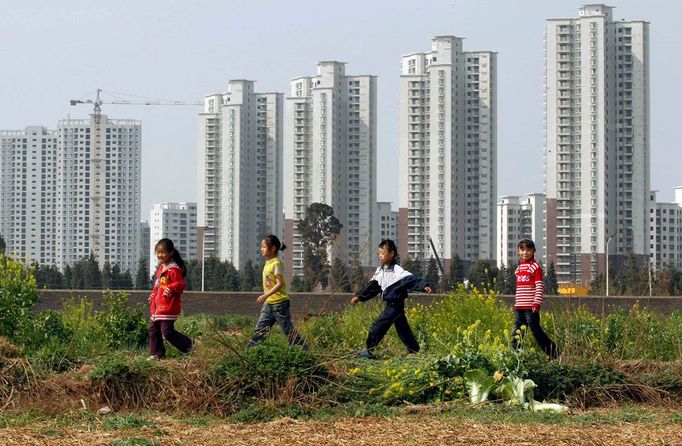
[2,255,682,444]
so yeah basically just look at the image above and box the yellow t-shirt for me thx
[263,257,288,304]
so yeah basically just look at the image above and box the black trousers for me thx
[366,300,419,353]
[510,309,560,359]
[148,319,192,358]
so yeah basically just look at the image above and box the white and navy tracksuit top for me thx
[514,258,544,310]
[356,262,430,303]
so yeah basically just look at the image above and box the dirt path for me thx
[2,415,682,446]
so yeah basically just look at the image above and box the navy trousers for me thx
[366,300,419,353]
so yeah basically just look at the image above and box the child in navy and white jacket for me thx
[351,239,432,358]
[510,238,560,359]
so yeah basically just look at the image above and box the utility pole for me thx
[606,234,615,297]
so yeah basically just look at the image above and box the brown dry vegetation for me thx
[2,413,682,445]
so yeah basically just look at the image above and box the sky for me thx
[1,0,680,217]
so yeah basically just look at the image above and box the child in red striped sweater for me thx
[510,239,560,359]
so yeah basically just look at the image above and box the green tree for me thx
[495,263,517,295]
[101,261,112,289]
[290,274,309,292]
[543,261,559,295]
[426,257,440,292]
[589,273,605,295]
[83,252,102,289]
[329,257,352,293]
[110,263,123,289]
[240,259,259,292]
[298,203,342,290]
[0,234,5,254]
[401,258,422,277]
[70,260,86,289]
[32,263,64,289]
[135,257,151,290]
[119,270,134,289]
[63,264,73,289]
[656,263,682,296]
[618,251,640,295]
[441,253,464,292]
[349,257,366,293]
[467,259,498,290]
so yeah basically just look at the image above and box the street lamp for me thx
[605,233,616,297]
[200,227,208,292]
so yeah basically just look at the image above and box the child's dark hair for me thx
[378,239,398,256]
[518,238,536,250]
[263,235,286,253]
[155,238,187,276]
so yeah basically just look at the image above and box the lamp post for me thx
[605,233,615,297]
[200,227,206,292]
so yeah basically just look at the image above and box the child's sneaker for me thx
[357,349,375,359]
[188,338,201,355]
[146,355,159,361]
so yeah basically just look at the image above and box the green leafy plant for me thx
[94,292,147,350]
[0,255,38,345]
[463,369,496,404]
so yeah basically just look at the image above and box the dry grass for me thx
[2,413,682,445]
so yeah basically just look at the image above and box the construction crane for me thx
[70,88,203,123]
[67,89,203,266]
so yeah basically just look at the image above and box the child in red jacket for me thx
[510,238,560,359]
[148,238,195,360]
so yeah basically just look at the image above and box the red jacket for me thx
[514,258,544,310]
[150,262,186,320]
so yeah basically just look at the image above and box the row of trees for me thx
[589,252,682,296]
[3,221,682,295]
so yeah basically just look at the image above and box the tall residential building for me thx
[376,202,398,244]
[139,221,151,273]
[149,202,197,275]
[198,80,283,270]
[497,193,546,268]
[545,4,650,285]
[55,115,142,273]
[398,36,497,266]
[0,127,57,265]
[649,189,682,271]
[284,62,377,276]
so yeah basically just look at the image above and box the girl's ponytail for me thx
[263,235,285,253]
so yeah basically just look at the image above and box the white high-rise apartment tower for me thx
[284,62,377,276]
[398,36,497,264]
[497,194,546,268]
[0,127,57,265]
[149,202,197,275]
[649,189,682,271]
[56,115,141,274]
[198,80,283,269]
[545,5,650,285]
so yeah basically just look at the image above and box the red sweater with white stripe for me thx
[514,258,544,310]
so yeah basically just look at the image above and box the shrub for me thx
[94,292,147,350]
[90,354,163,408]
[0,255,38,345]
[211,341,326,403]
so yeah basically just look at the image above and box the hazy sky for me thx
[1,0,680,217]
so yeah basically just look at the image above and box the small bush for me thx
[30,341,79,373]
[90,355,164,409]
[95,292,148,350]
[523,354,626,403]
[0,255,38,345]
[211,341,326,403]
